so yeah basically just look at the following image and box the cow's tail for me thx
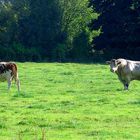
[12,63,20,92]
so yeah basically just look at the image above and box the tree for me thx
[58,0,99,60]
[91,0,140,60]
[0,0,99,61]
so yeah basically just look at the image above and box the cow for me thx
[106,58,140,90]
[0,62,20,92]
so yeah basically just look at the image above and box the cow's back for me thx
[127,61,140,80]
[0,62,17,81]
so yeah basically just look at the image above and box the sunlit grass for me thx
[0,62,140,139]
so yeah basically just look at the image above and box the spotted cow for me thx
[0,62,20,92]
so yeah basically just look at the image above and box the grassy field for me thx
[0,63,140,140]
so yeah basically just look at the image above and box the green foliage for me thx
[91,0,140,60]
[59,0,99,52]
[1,0,140,61]
[52,43,67,62]
[71,31,90,61]
[0,63,140,139]
[0,43,41,61]
[12,43,41,61]
[0,1,17,44]
[0,46,13,60]
[0,0,99,62]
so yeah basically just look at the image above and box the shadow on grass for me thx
[116,89,123,91]
[128,99,140,105]
[12,92,33,98]
[0,120,6,129]
[60,71,74,76]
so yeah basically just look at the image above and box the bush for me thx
[12,43,41,62]
[70,31,91,61]
[0,45,15,61]
[0,43,42,62]
[52,43,67,62]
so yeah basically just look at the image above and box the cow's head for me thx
[106,59,121,73]
[0,64,6,74]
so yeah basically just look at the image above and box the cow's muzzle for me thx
[110,69,116,73]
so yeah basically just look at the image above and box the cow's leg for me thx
[120,80,128,90]
[124,77,131,90]
[124,83,129,90]
[7,79,12,91]
[16,79,20,92]
[120,76,130,90]
[124,79,130,90]
[119,79,127,90]
[7,74,12,91]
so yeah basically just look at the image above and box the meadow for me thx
[0,63,140,140]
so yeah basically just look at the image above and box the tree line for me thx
[91,0,140,61]
[0,0,99,62]
[0,0,140,62]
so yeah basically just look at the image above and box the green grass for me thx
[0,62,140,140]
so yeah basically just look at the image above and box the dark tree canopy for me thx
[0,0,99,62]
[91,0,140,60]
[0,0,140,62]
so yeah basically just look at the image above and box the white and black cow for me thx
[107,58,140,90]
[0,62,20,92]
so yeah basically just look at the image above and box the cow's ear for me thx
[106,61,111,64]
[117,61,121,65]
[112,59,116,62]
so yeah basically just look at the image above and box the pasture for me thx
[0,63,140,140]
